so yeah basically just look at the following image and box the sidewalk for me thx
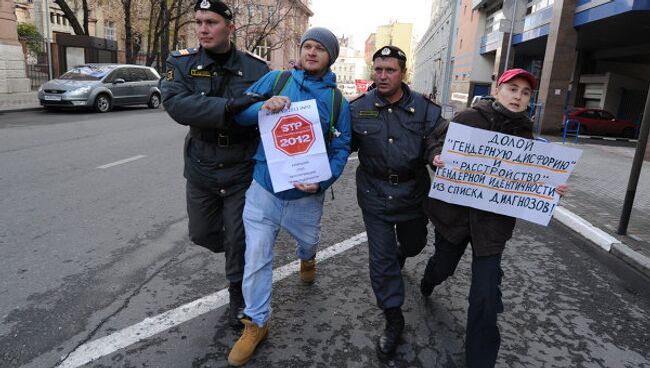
[548,136,650,278]
[1,94,648,277]
[0,91,41,112]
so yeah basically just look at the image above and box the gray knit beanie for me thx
[300,27,340,66]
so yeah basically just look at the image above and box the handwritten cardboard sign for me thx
[428,123,582,226]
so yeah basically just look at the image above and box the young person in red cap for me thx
[420,68,568,368]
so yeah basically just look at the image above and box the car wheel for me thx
[148,93,161,109]
[622,127,635,139]
[94,94,112,113]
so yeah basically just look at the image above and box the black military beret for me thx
[372,45,407,62]
[194,0,233,20]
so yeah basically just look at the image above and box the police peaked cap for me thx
[194,0,233,21]
[373,45,407,62]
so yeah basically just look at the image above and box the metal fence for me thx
[529,102,544,136]
[18,35,50,90]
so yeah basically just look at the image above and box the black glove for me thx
[225,93,266,115]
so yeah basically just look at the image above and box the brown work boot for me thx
[300,256,316,284]
[227,318,269,366]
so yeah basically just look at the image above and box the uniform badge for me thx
[197,65,203,70]
[359,110,379,117]
[381,47,391,56]
[409,107,415,113]
[237,71,243,76]
[190,69,212,77]
[166,69,174,81]
[200,0,210,9]
[225,9,232,17]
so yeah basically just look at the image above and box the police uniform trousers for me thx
[423,229,504,368]
[186,180,247,283]
[362,211,428,310]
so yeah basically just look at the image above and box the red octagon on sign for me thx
[272,114,315,156]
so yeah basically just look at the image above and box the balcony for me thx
[480,31,503,54]
[513,6,553,43]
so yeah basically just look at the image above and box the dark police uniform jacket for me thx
[161,45,269,195]
[351,84,443,223]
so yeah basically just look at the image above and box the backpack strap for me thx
[271,71,343,145]
[272,70,292,96]
[328,87,344,143]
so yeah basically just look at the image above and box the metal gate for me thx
[18,35,50,90]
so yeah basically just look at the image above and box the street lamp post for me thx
[504,0,518,70]
[618,90,650,234]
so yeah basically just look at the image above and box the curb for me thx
[577,135,637,143]
[553,206,650,278]
[0,106,43,113]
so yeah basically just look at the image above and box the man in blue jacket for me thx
[227,27,351,366]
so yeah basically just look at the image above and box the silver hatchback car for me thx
[38,64,162,112]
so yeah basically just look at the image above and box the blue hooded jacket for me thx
[235,68,352,200]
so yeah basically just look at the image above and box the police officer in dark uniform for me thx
[350,45,443,359]
[160,0,269,328]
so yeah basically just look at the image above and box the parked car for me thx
[38,64,162,112]
[562,108,637,138]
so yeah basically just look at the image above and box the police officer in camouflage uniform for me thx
[160,0,269,328]
[350,46,443,359]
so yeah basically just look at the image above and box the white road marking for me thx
[57,232,367,368]
[97,155,147,169]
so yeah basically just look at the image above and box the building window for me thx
[485,6,505,33]
[527,0,555,14]
[254,38,271,62]
[50,13,55,24]
[104,21,116,41]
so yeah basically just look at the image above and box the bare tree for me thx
[227,0,307,56]
[54,0,91,35]
[137,0,308,69]
[121,0,136,63]
[143,0,194,68]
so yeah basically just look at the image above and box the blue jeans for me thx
[242,180,325,326]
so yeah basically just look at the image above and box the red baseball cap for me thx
[497,68,537,89]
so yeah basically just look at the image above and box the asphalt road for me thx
[1,108,648,368]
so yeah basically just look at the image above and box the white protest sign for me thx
[258,99,332,193]
[428,122,582,226]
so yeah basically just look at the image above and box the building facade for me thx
[13,0,312,81]
[413,0,650,132]
[372,22,414,82]
[412,0,457,102]
[331,35,370,96]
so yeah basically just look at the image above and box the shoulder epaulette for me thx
[348,93,366,104]
[424,94,441,108]
[171,48,198,57]
[243,51,269,64]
